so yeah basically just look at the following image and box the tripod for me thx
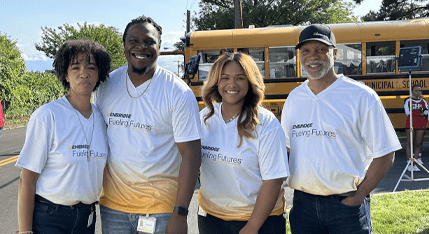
[393,70,429,192]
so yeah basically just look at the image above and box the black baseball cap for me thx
[295,24,336,49]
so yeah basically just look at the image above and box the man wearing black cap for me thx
[281,24,401,233]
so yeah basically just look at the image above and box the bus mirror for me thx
[186,55,201,75]
[182,55,201,85]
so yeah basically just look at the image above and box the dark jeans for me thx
[289,190,372,234]
[198,213,286,234]
[32,195,96,234]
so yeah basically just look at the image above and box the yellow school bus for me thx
[171,18,429,130]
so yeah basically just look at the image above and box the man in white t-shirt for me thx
[281,24,401,234]
[93,15,202,234]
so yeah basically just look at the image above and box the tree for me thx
[0,33,26,102]
[173,41,185,51]
[36,22,127,69]
[193,0,357,30]
[359,0,429,21]
[0,33,65,117]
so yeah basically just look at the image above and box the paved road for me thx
[1,127,428,233]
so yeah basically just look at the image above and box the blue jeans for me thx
[289,190,372,234]
[33,195,96,234]
[100,205,172,234]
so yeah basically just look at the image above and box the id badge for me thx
[137,214,157,234]
[198,205,207,217]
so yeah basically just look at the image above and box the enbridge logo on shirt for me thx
[201,145,219,152]
[292,123,313,129]
[108,112,132,118]
[201,145,242,165]
[107,110,152,131]
[291,123,337,139]
[68,144,90,149]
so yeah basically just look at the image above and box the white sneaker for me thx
[417,158,424,165]
[407,165,421,172]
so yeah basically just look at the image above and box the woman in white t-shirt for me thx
[198,52,289,234]
[16,39,110,234]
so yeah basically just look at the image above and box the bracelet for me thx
[16,231,33,234]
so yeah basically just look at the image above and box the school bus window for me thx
[241,47,265,77]
[366,41,396,74]
[334,44,362,76]
[401,39,429,72]
[198,49,233,81]
[268,46,296,78]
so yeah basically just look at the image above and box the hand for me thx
[165,213,187,234]
[239,224,259,234]
[341,195,365,207]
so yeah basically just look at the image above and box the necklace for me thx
[66,96,94,162]
[224,113,239,123]
[126,73,152,99]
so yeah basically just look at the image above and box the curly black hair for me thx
[123,15,162,44]
[53,39,111,91]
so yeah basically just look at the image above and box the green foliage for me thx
[0,33,27,103]
[371,190,429,234]
[6,72,66,117]
[361,0,429,21]
[1,33,65,117]
[35,22,127,69]
[193,0,358,30]
[174,41,185,51]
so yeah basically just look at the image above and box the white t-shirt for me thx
[16,96,108,205]
[93,65,202,214]
[198,103,289,221]
[281,75,401,195]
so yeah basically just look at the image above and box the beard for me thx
[303,56,335,80]
[131,65,149,75]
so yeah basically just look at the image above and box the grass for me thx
[284,190,429,234]
[3,115,30,129]
[372,190,429,234]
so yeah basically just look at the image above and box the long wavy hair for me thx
[201,52,265,147]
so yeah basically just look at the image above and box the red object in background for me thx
[0,100,4,128]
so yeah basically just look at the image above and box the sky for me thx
[0,0,381,74]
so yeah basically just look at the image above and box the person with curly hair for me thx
[16,39,111,234]
[198,52,289,234]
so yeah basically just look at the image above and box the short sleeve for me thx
[361,98,401,158]
[258,122,290,180]
[172,89,202,143]
[15,110,52,173]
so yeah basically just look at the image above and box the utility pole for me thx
[187,10,191,34]
[174,60,181,75]
[234,0,243,29]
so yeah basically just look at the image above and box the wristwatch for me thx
[173,206,189,216]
